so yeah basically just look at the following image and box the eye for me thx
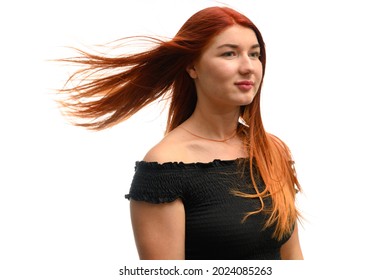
[221,51,237,58]
[249,51,261,59]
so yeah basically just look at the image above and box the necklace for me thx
[181,126,237,143]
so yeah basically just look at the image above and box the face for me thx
[187,25,263,112]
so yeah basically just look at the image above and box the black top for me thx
[125,158,292,260]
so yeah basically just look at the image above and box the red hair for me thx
[57,6,301,240]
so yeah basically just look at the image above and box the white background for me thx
[1,0,389,279]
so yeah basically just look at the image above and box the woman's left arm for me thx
[280,224,304,260]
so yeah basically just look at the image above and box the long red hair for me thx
[57,6,301,240]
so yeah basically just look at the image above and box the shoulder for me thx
[265,132,294,163]
[267,133,291,152]
[143,127,190,163]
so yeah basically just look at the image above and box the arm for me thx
[280,224,304,260]
[130,199,185,259]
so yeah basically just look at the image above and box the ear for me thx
[186,64,197,79]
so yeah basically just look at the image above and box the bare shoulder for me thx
[143,127,190,163]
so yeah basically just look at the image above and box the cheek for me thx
[198,64,232,84]
[209,63,236,82]
[255,63,263,81]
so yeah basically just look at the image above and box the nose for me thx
[238,54,255,75]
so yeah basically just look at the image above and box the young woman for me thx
[58,6,303,260]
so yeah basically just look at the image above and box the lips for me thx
[235,80,254,91]
[235,80,254,86]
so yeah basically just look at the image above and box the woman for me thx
[58,6,303,260]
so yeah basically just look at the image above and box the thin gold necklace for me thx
[181,126,237,143]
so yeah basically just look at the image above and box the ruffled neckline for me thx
[135,158,248,170]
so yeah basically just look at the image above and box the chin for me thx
[239,101,254,107]
[237,95,256,106]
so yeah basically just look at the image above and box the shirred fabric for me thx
[125,159,292,260]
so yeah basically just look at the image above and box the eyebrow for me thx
[217,43,260,49]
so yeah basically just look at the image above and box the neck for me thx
[183,106,241,140]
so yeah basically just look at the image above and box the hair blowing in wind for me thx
[56,6,301,240]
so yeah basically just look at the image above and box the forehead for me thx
[208,25,259,49]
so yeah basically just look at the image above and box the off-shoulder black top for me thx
[125,158,292,260]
